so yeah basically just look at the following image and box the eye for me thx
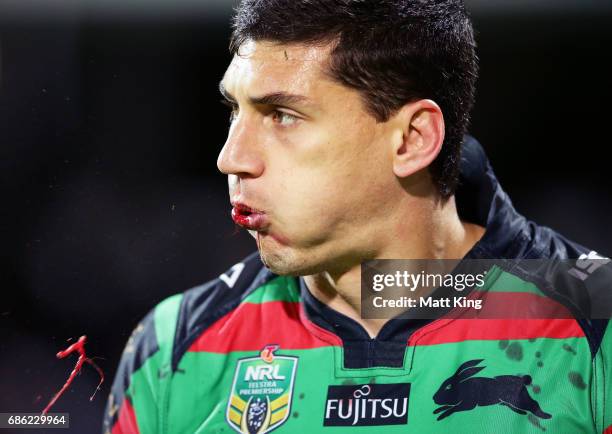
[220,99,239,124]
[271,110,298,127]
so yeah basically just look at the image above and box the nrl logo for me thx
[226,345,298,434]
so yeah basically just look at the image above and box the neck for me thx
[303,194,485,338]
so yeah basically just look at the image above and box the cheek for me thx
[276,167,342,215]
[272,161,390,238]
[265,123,392,236]
[265,167,345,243]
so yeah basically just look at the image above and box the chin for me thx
[258,248,303,276]
[256,239,321,276]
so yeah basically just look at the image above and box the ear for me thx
[454,359,485,375]
[456,366,485,382]
[390,99,445,178]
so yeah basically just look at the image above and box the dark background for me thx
[1,1,611,432]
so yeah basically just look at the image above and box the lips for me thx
[231,202,269,231]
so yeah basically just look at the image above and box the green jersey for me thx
[104,138,612,434]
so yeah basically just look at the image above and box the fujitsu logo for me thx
[323,383,410,427]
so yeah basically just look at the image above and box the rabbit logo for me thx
[433,359,552,421]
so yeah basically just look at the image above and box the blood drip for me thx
[41,335,104,415]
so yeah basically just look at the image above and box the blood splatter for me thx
[41,335,104,415]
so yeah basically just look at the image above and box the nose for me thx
[217,116,265,178]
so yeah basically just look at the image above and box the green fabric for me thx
[128,351,164,433]
[594,321,612,433]
[123,271,603,434]
[154,294,183,434]
[241,276,301,304]
[127,293,182,434]
[480,267,546,295]
[163,337,595,433]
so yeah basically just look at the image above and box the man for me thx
[104,1,612,433]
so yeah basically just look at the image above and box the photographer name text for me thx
[372,295,482,310]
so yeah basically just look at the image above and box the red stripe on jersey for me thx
[298,303,343,347]
[409,318,585,346]
[604,425,612,434]
[112,398,140,434]
[188,301,341,353]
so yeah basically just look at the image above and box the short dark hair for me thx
[230,0,478,198]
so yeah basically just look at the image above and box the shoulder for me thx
[170,251,275,369]
[105,252,272,432]
[111,292,182,394]
[104,293,183,433]
[122,251,277,371]
[506,221,612,357]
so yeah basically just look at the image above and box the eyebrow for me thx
[219,81,313,108]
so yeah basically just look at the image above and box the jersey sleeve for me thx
[102,294,183,434]
[595,319,612,434]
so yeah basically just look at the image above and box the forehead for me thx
[222,40,333,97]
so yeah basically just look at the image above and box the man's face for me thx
[218,40,402,275]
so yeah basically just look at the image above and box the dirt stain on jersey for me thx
[506,342,523,361]
[568,372,586,390]
[499,340,524,361]
[562,344,577,355]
